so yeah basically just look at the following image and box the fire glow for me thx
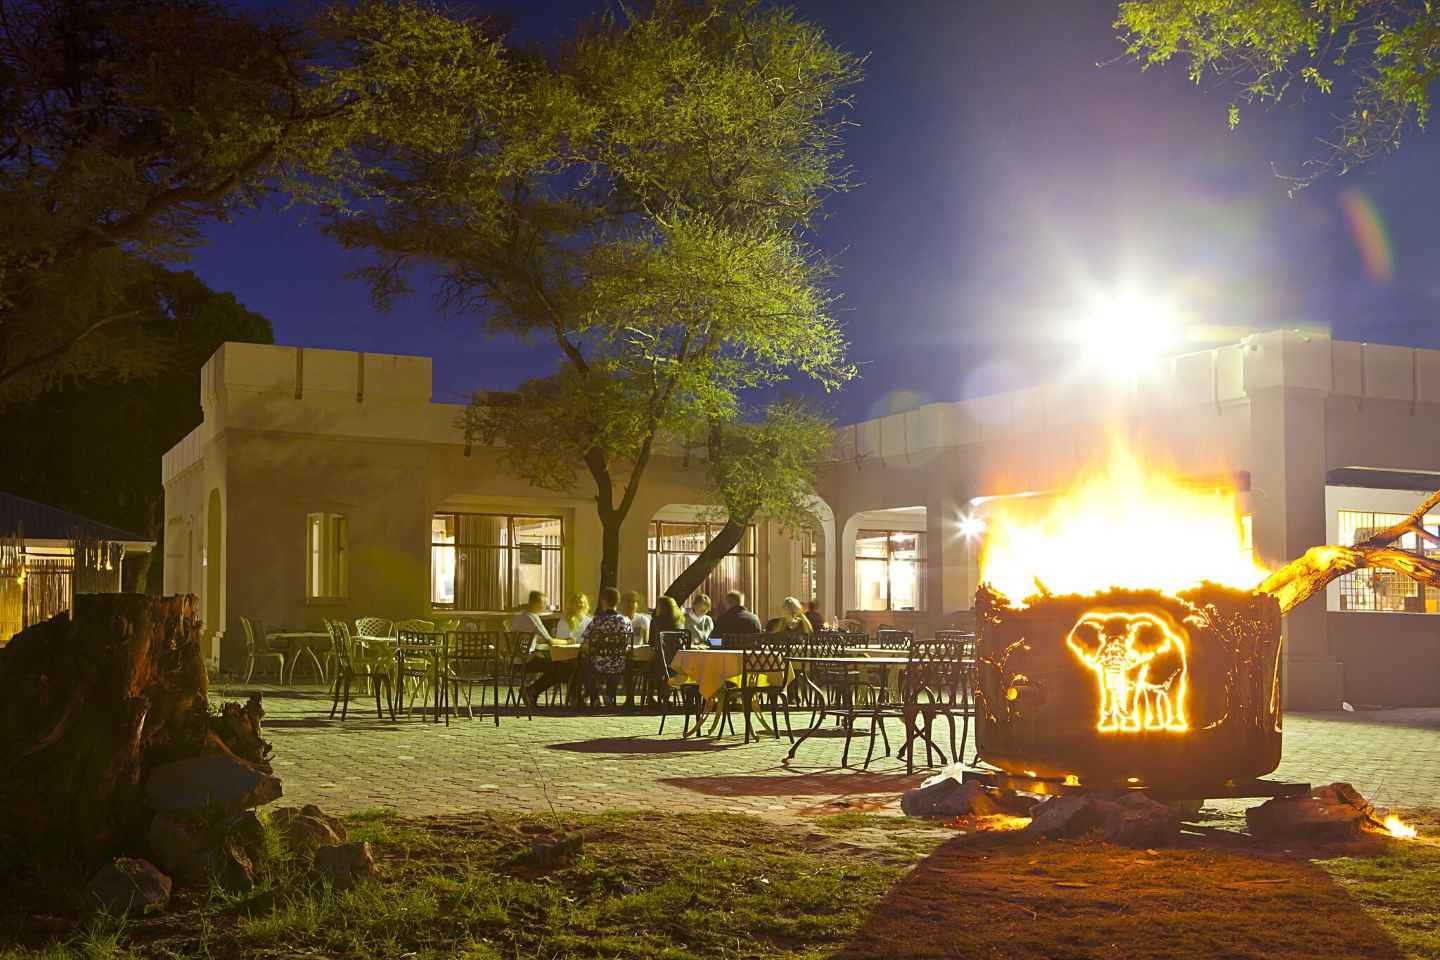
[1384,815,1418,840]
[979,443,1270,604]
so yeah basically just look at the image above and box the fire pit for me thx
[974,583,1284,796]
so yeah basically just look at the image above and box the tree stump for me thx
[0,594,210,871]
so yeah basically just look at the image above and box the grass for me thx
[1,807,1437,959]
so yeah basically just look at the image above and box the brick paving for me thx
[217,683,1440,820]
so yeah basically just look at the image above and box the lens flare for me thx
[1338,189,1394,284]
[978,441,1269,603]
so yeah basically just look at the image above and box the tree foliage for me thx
[662,400,832,604]
[1116,0,1440,182]
[338,0,861,588]
[0,268,272,589]
[0,0,505,406]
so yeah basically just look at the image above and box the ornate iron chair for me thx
[580,632,634,709]
[874,628,914,651]
[326,619,393,720]
[395,627,442,720]
[896,635,972,773]
[240,616,285,684]
[736,642,795,744]
[441,629,501,725]
[653,630,701,736]
[354,616,394,639]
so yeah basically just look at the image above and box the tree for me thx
[661,400,832,604]
[0,0,505,407]
[1116,1,1440,183]
[0,268,272,590]
[338,0,860,589]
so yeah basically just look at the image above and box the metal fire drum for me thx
[973,584,1288,798]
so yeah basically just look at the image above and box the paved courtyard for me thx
[218,683,1440,820]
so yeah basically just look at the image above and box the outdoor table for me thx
[782,655,940,765]
[669,649,788,736]
[267,631,330,684]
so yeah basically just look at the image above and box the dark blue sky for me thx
[192,0,1440,422]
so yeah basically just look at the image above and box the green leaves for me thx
[1115,0,1440,179]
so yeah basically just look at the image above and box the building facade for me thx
[165,330,1440,709]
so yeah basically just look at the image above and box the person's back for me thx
[508,590,553,654]
[713,590,763,636]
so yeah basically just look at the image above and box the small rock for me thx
[1024,795,1106,839]
[1247,796,1366,840]
[901,777,1002,817]
[199,838,255,893]
[221,811,268,862]
[269,805,346,842]
[145,755,282,822]
[280,815,343,855]
[1312,782,1377,823]
[87,858,171,915]
[1101,793,1180,848]
[314,841,376,890]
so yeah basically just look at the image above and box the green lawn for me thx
[1,808,1436,960]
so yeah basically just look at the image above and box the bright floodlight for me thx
[1073,287,1185,369]
[958,513,987,540]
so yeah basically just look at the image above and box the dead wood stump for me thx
[0,594,211,871]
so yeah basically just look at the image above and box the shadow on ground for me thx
[660,770,924,797]
[830,827,1407,960]
[547,736,731,755]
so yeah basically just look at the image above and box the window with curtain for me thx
[854,529,926,611]
[1336,509,1440,613]
[800,527,822,603]
[431,513,563,611]
[306,512,349,600]
[647,521,755,608]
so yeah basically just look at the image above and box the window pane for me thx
[855,557,889,611]
[660,523,708,553]
[432,515,455,543]
[512,543,560,610]
[458,514,508,546]
[456,545,507,610]
[855,531,889,559]
[889,558,923,610]
[431,545,456,605]
[890,531,924,560]
[1337,510,1436,613]
[514,516,562,546]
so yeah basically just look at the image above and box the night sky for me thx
[192,0,1440,424]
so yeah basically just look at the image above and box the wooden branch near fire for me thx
[1258,487,1440,614]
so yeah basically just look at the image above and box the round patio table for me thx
[267,631,330,684]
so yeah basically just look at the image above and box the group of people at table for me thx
[509,586,828,707]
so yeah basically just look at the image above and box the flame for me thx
[979,442,1269,603]
[1384,814,1417,839]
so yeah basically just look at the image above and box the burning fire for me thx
[979,442,1270,603]
[1384,814,1418,839]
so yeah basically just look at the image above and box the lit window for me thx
[855,529,926,611]
[431,513,562,611]
[1336,509,1440,613]
[306,513,348,600]
[800,527,822,603]
[647,522,755,608]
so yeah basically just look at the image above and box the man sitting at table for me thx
[712,590,763,638]
[620,590,651,647]
[514,591,565,708]
[510,590,555,653]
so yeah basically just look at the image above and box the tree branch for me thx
[0,309,142,391]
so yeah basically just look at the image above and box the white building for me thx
[164,330,1440,708]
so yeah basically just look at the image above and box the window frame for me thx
[854,527,927,612]
[430,512,564,612]
[647,520,757,608]
[799,527,822,604]
[1336,509,1440,614]
[305,512,349,603]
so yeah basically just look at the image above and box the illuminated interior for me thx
[1066,610,1190,733]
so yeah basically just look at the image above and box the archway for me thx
[841,505,928,616]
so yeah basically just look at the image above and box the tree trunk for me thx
[1258,487,1440,613]
[0,594,211,871]
[598,511,622,592]
[664,518,749,605]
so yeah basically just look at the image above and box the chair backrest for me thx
[458,618,483,633]
[741,643,787,685]
[355,617,394,638]
[875,628,914,651]
[240,616,255,653]
[499,630,532,664]
[586,631,632,674]
[905,636,969,705]
[397,627,438,650]
[716,632,766,650]
[446,630,497,672]
[396,618,436,634]
[838,618,863,633]
[934,629,978,660]
[652,629,689,677]
[325,620,353,671]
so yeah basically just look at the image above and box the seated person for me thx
[712,590,763,638]
[769,596,815,635]
[582,587,635,698]
[556,592,591,641]
[651,595,683,638]
[513,591,566,707]
[804,600,825,633]
[620,590,651,647]
[685,593,715,646]
[509,590,555,654]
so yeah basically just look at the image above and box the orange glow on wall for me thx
[1065,610,1190,733]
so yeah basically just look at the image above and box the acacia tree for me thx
[661,400,832,604]
[0,0,505,406]
[336,0,860,589]
[1116,1,1440,184]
